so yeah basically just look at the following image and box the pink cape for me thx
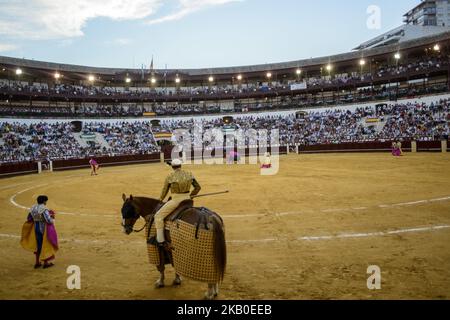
[46,224,59,249]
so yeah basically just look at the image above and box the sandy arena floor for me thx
[0,153,449,300]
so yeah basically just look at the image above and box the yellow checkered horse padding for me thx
[146,219,220,283]
[146,223,161,266]
[146,219,175,266]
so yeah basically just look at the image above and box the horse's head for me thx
[121,194,140,235]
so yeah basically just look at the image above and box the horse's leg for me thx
[172,274,182,286]
[204,283,216,300]
[214,283,219,297]
[155,264,165,288]
[154,245,167,288]
[165,245,180,286]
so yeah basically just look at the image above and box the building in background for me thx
[404,0,450,27]
[354,1,450,51]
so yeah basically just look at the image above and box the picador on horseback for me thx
[149,158,201,246]
[120,158,226,299]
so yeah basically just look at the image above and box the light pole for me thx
[359,59,365,73]
[326,64,332,78]
[208,76,214,92]
[15,68,22,93]
[394,52,401,69]
[16,68,23,84]
[266,72,272,87]
[237,74,243,90]
[296,69,302,82]
[175,75,181,92]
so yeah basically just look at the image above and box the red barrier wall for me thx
[1,141,446,178]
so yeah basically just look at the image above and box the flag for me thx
[163,64,167,92]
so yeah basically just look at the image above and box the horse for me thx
[120,194,227,300]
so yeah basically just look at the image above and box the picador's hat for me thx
[171,159,183,167]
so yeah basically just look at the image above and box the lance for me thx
[191,191,229,199]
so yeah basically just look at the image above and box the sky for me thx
[0,0,419,70]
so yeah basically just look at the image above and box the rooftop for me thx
[354,24,450,51]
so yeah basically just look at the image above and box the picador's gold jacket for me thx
[160,169,201,201]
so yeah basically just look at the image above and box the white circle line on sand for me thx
[0,182,33,191]
[228,225,450,244]
[9,184,49,210]
[7,180,450,220]
[8,182,118,217]
[1,225,449,245]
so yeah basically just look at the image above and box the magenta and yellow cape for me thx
[20,221,59,262]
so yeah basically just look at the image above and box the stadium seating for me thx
[1,98,448,164]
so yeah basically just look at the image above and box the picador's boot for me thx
[158,228,174,250]
[148,228,167,247]
[156,228,165,245]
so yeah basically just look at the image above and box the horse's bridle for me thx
[132,217,150,233]
[122,201,149,233]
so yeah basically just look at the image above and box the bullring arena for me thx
[2,2,450,300]
[1,152,449,300]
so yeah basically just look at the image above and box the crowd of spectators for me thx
[83,121,159,156]
[1,83,447,119]
[0,121,159,163]
[1,98,448,164]
[1,55,447,101]
[376,100,449,141]
[0,122,93,162]
[159,99,449,146]
[0,104,145,118]
[375,56,446,78]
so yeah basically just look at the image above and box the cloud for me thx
[0,0,242,40]
[0,0,163,40]
[0,43,19,52]
[105,38,133,46]
[147,0,242,25]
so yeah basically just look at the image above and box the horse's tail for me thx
[211,215,226,282]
